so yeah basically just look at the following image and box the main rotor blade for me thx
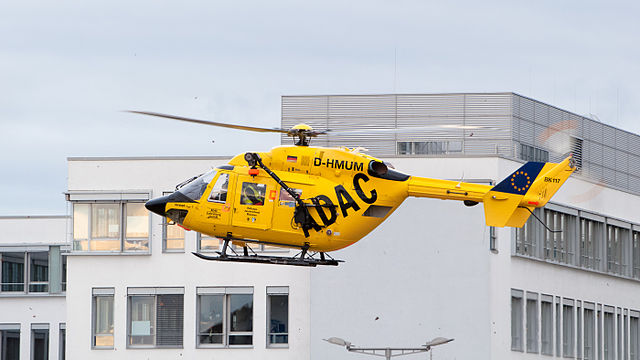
[323,124,502,135]
[128,111,290,134]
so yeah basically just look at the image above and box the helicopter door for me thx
[231,176,275,230]
[204,172,235,226]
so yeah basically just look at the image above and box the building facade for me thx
[2,92,639,360]
[0,216,68,360]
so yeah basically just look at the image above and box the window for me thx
[526,292,538,353]
[0,324,20,360]
[577,302,583,359]
[520,143,549,162]
[197,287,253,347]
[634,231,640,279]
[564,299,575,357]
[31,324,49,360]
[571,137,584,171]
[208,173,229,203]
[59,323,66,360]
[127,288,184,348]
[557,297,562,356]
[631,312,639,360]
[92,288,114,349]
[278,188,302,208]
[73,202,149,253]
[267,287,289,347]
[607,225,629,275]
[541,295,553,355]
[604,308,615,360]
[1,252,24,292]
[177,170,216,201]
[240,183,266,206]
[511,290,524,351]
[397,141,462,155]
[29,252,48,293]
[544,209,577,264]
[585,305,595,360]
[1,250,64,294]
[198,233,221,252]
[581,218,604,270]
[618,310,623,360]
[516,208,542,257]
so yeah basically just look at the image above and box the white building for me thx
[3,92,640,360]
[0,216,68,360]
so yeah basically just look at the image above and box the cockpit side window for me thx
[208,173,230,203]
[178,170,217,201]
[240,182,266,206]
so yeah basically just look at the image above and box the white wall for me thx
[66,157,311,360]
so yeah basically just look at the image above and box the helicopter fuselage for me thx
[158,145,413,252]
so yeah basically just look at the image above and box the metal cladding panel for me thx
[616,129,629,149]
[282,96,329,118]
[518,119,535,143]
[616,150,629,172]
[603,146,616,169]
[464,115,512,139]
[616,172,629,189]
[328,95,396,117]
[631,175,640,193]
[549,107,565,127]
[587,121,603,142]
[588,142,603,164]
[396,94,465,116]
[603,125,617,147]
[463,93,512,116]
[516,96,535,120]
[534,102,549,126]
[629,155,640,174]
[568,113,585,138]
[630,135,640,154]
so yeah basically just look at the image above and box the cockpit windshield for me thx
[177,170,217,201]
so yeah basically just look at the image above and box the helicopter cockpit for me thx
[176,169,217,201]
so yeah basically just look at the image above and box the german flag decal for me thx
[287,155,297,163]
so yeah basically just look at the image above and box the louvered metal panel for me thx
[534,102,549,126]
[603,146,616,169]
[603,125,617,147]
[517,96,535,120]
[630,175,640,193]
[463,93,512,116]
[616,129,629,150]
[615,150,628,173]
[156,294,184,347]
[629,155,640,174]
[615,172,629,189]
[282,93,640,195]
[396,94,465,117]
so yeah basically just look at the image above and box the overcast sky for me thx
[1,0,639,215]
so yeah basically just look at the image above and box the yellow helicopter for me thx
[133,111,576,266]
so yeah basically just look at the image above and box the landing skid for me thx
[192,237,343,267]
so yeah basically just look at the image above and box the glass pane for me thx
[165,223,185,251]
[126,203,149,239]
[29,252,49,293]
[229,294,253,332]
[178,170,217,201]
[199,235,219,251]
[268,295,288,344]
[240,183,266,206]
[73,203,89,240]
[208,173,230,203]
[156,294,183,347]
[124,239,149,252]
[199,295,224,344]
[229,335,252,345]
[94,296,114,348]
[278,188,301,208]
[1,252,25,292]
[31,329,49,360]
[91,239,121,252]
[1,329,21,359]
[91,204,120,239]
[61,255,67,292]
[129,296,155,346]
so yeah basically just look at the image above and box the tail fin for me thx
[483,156,576,227]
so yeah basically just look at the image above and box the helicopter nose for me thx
[145,196,169,217]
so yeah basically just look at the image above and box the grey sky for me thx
[1,0,639,215]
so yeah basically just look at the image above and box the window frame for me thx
[92,288,115,349]
[196,287,254,349]
[0,248,66,296]
[511,289,524,352]
[266,286,289,348]
[161,191,186,253]
[72,201,151,254]
[126,287,185,349]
